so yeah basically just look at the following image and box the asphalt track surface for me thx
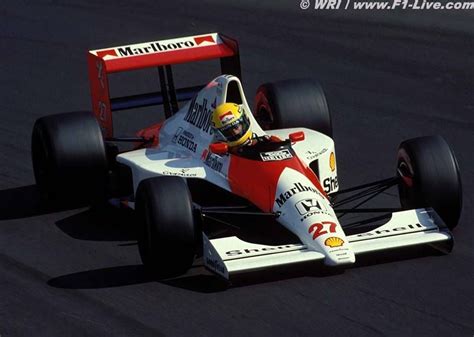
[1,1,474,336]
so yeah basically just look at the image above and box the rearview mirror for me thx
[209,142,228,155]
[289,131,305,142]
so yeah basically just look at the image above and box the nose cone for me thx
[324,248,356,266]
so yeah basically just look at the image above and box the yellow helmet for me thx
[211,103,252,147]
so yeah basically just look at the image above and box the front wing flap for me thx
[203,208,452,279]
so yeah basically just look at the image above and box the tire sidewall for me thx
[136,177,197,277]
[397,136,462,229]
[255,79,332,137]
[31,111,108,202]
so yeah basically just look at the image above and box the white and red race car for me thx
[31,33,462,280]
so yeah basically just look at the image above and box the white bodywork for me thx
[116,75,452,279]
[118,75,336,195]
[204,208,452,279]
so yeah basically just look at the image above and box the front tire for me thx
[135,177,198,277]
[397,136,462,229]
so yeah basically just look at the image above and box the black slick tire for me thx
[397,136,462,229]
[135,176,198,277]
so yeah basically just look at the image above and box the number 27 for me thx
[308,221,337,240]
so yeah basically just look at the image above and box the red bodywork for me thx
[228,153,327,212]
[87,33,240,138]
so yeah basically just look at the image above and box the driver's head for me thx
[211,103,252,147]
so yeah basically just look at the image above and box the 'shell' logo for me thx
[323,176,338,193]
[308,221,337,240]
[324,237,344,248]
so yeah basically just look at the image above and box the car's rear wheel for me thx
[135,176,199,277]
[31,111,108,202]
[254,79,332,137]
[397,136,462,229]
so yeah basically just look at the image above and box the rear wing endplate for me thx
[87,33,240,137]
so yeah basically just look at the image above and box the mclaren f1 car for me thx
[31,33,462,280]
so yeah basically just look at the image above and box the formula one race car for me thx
[31,33,462,280]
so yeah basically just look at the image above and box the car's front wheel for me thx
[135,176,199,277]
[397,136,462,229]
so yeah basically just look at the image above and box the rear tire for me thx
[31,111,108,203]
[397,136,462,229]
[255,79,332,137]
[135,177,198,277]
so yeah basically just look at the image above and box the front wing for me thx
[203,208,452,279]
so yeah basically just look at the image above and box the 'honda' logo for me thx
[295,198,327,215]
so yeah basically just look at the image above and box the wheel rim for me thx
[397,161,414,188]
[255,92,274,130]
[397,148,419,210]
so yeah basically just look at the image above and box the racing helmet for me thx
[211,103,252,147]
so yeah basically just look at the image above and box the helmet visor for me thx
[217,114,251,142]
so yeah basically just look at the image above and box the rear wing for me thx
[87,33,241,137]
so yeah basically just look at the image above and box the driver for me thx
[211,102,281,153]
[211,103,253,150]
